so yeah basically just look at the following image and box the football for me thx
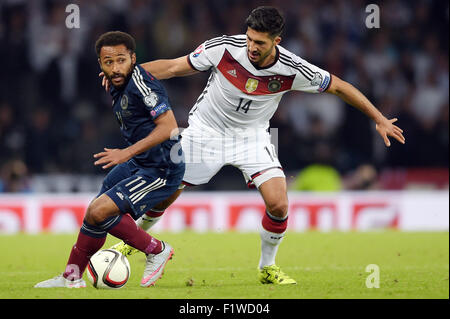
[87,249,131,289]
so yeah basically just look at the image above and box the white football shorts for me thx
[179,124,285,188]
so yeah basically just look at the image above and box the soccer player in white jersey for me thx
[106,6,405,285]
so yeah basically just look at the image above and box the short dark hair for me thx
[95,31,136,57]
[245,6,285,38]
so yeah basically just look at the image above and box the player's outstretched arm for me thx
[93,110,179,169]
[326,74,405,147]
[99,56,199,91]
[140,55,199,80]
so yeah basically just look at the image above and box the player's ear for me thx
[274,36,281,46]
[131,52,136,65]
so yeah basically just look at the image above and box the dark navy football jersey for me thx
[109,64,183,169]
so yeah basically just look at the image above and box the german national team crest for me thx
[268,78,282,92]
[245,78,259,93]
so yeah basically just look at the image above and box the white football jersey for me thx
[187,34,332,133]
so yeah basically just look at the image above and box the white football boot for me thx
[140,241,174,287]
[34,274,86,288]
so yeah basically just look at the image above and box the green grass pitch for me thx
[0,231,448,299]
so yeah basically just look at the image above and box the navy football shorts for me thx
[97,159,185,220]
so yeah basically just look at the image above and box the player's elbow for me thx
[169,56,197,78]
[156,111,179,140]
[154,63,181,80]
[166,119,180,140]
[326,74,352,96]
[166,66,179,79]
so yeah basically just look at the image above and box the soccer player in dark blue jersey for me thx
[35,31,185,288]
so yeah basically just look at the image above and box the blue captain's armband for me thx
[150,102,170,119]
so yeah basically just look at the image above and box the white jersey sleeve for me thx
[187,36,229,71]
[185,35,332,133]
[279,50,332,93]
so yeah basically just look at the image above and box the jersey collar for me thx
[249,46,280,70]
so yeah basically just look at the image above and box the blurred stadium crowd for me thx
[0,0,448,192]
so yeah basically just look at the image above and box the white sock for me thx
[136,210,164,232]
[259,226,285,269]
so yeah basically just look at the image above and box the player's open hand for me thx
[375,118,405,147]
[93,148,132,169]
[98,72,110,92]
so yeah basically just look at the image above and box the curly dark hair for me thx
[95,31,136,57]
[245,6,285,38]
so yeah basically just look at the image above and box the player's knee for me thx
[152,201,169,211]
[266,200,288,218]
[149,189,183,212]
[85,200,112,225]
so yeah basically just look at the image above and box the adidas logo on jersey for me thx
[116,192,124,200]
[227,69,237,77]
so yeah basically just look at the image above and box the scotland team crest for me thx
[120,94,128,110]
[245,78,259,93]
